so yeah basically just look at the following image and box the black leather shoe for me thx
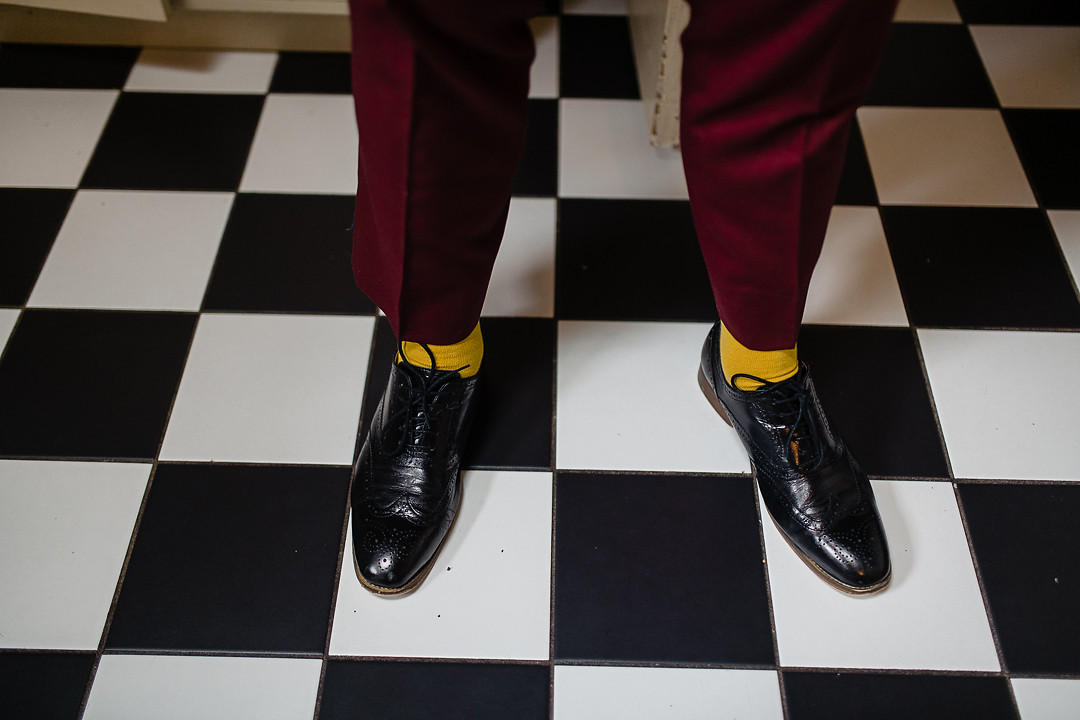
[698,322,890,594]
[350,348,479,596]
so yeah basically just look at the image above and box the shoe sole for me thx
[697,367,891,597]
[352,477,463,598]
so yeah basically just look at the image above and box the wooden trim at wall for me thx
[2,0,170,22]
[0,5,351,51]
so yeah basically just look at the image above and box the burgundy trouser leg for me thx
[681,0,896,350]
[349,0,542,345]
[349,0,896,348]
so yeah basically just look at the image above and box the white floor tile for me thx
[27,190,232,311]
[803,206,909,327]
[0,309,18,353]
[1048,210,1080,289]
[555,320,749,472]
[554,666,784,720]
[530,16,560,99]
[563,0,627,15]
[160,313,373,465]
[767,480,1000,671]
[330,470,553,660]
[858,107,1037,207]
[0,89,118,188]
[971,26,1080,109]
[239,93,358,195]
[918,329,1080,481]
[559,99,688,200]
[482,197,556,317]
[893,0,962,23]
[124,49,278,94]
[0,460,150,650]
[83,655,321,720]
[1011,678,1080,720]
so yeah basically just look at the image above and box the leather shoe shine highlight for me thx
[350,350,478,596]
[698,322,891,594]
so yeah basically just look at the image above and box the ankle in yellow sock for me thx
[719,322,798,391]
[399,322,483,378]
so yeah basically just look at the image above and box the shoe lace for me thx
[376,342,470,459]
[730,371,824,472]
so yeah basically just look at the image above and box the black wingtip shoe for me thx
[698,322,891,595]
[350,353,479,596]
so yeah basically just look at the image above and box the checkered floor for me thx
[2,0,1079,717]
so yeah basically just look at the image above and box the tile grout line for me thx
[60,86,237,696]
[547,116,562,719]
[908,316,1023,707]
[907,325,956,483]
[752,479,792,720]
[310,299,381,720]
[912,30,1062,703]
[7,57,129,720]
[964,20,1005,112]
[75,461,160,719]
[949,484,1024,717]
[0,181,77,374]
[1042,206,1080,308]
[928,34,1020,685]
[71,206,206,717]
[68,53,289,711]
[546,319,560,719]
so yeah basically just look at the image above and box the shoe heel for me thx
[697,366,733,428]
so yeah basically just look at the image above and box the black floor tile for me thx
[0,651,95,720]
[556,198,716,321]
[953,0,1080,25]
[320,660,550,720]
[464,317,554,470]
[958,483,1080,675]
[513,99,558,197]
[0,309,195,459]
[203,193,374,314]
[268,52,352,94]
[0,43,138,89]
[783,671,1018,720]
[559,14,639,99]
[865,23,997,108]
[106,463,349,654]
[882,206,1080,329]
[356,318,552,470]
[798,325,949,479]
[553,472,774,665]
[836,122,879,207]
[0,188,73,307]
[80,92,264,191]
[1004,109,1080,211]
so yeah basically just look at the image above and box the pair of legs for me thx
[348,0,898,595]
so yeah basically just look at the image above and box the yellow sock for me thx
[719,322,798,391]
[398,322,483,378]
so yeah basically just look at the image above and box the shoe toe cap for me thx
[359,554,407,589]
[818,513,891,591]
[353,519,427,591]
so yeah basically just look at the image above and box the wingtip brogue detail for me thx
[350,354,478,596]
[699,322,891,595]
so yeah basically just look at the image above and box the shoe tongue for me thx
[399,360,460,379]
[772,382,822,468]
[388,367,452,449]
